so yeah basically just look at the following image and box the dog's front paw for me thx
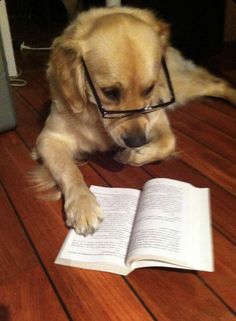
[65,191,104,236]
[114,136,176,166]
[114,148,145,166]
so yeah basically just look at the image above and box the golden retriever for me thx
[32,6,236,235]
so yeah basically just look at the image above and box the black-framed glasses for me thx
[81,56,175,119]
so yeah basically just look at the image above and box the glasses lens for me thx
[83,57,175,119]
[102,105,163,118]
[103,111,133,119]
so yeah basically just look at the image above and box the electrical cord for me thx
[9,42,51,86]
[10,67,27,87]
[20,41,51,51]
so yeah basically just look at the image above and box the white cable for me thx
[9,66,27,87]
[10,42,51,86]
[20,41,51,51]
[10,78,27,87]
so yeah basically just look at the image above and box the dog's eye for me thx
[143,84,155,97]
[101,87,120,101]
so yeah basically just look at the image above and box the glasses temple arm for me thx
[81,58,104,110]
[161,57,176,103]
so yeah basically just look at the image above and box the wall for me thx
[224,0,236,42]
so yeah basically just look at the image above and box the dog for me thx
[32,6,236,236]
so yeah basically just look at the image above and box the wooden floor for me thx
[0,45,236,321]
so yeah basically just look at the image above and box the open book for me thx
[55,178,214,275]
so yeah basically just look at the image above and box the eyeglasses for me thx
[81,56,175,119]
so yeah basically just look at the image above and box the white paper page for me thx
[55,186,140,274]
[183,187,214,271]
[127,178,213,271]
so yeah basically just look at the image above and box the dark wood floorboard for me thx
[0,184,71,321]
[0,40,235,321]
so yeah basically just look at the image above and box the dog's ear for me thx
[152,19,170,49]
[47,36,87,113]
[142,13,171,49]
[126,8,170,49]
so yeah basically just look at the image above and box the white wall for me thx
[0,0,17,77]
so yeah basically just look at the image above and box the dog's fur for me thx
[32,7,236,235]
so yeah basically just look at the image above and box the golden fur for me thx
[32,7,236,235]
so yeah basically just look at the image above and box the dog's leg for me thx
[114,111,176,166]
[167,47,236,106]
[35,133,104,235]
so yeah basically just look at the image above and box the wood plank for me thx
[91,154,150,189]
[0,185,35,281]
[14,70,50,113]
[0,185,70,321]
[127,268,235,321]
[0,266,70,321]
[173,101,236,136]
[172,130,236,197]
[169,109,236,162]
[199,229,236,310]
[204,100,236,119]
[29,69,49,91]
[13,90,49,148]
[12,92,45,149]
[0,132,154,321]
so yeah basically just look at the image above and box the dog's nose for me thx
[123,134,147,148]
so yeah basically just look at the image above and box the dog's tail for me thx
[28,149,61,200]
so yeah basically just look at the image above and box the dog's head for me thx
[48,7,171,148]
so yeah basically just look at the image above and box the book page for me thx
[55,186,140,275]
[127,178,213,271]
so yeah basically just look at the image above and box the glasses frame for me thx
[81,56,176,119]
